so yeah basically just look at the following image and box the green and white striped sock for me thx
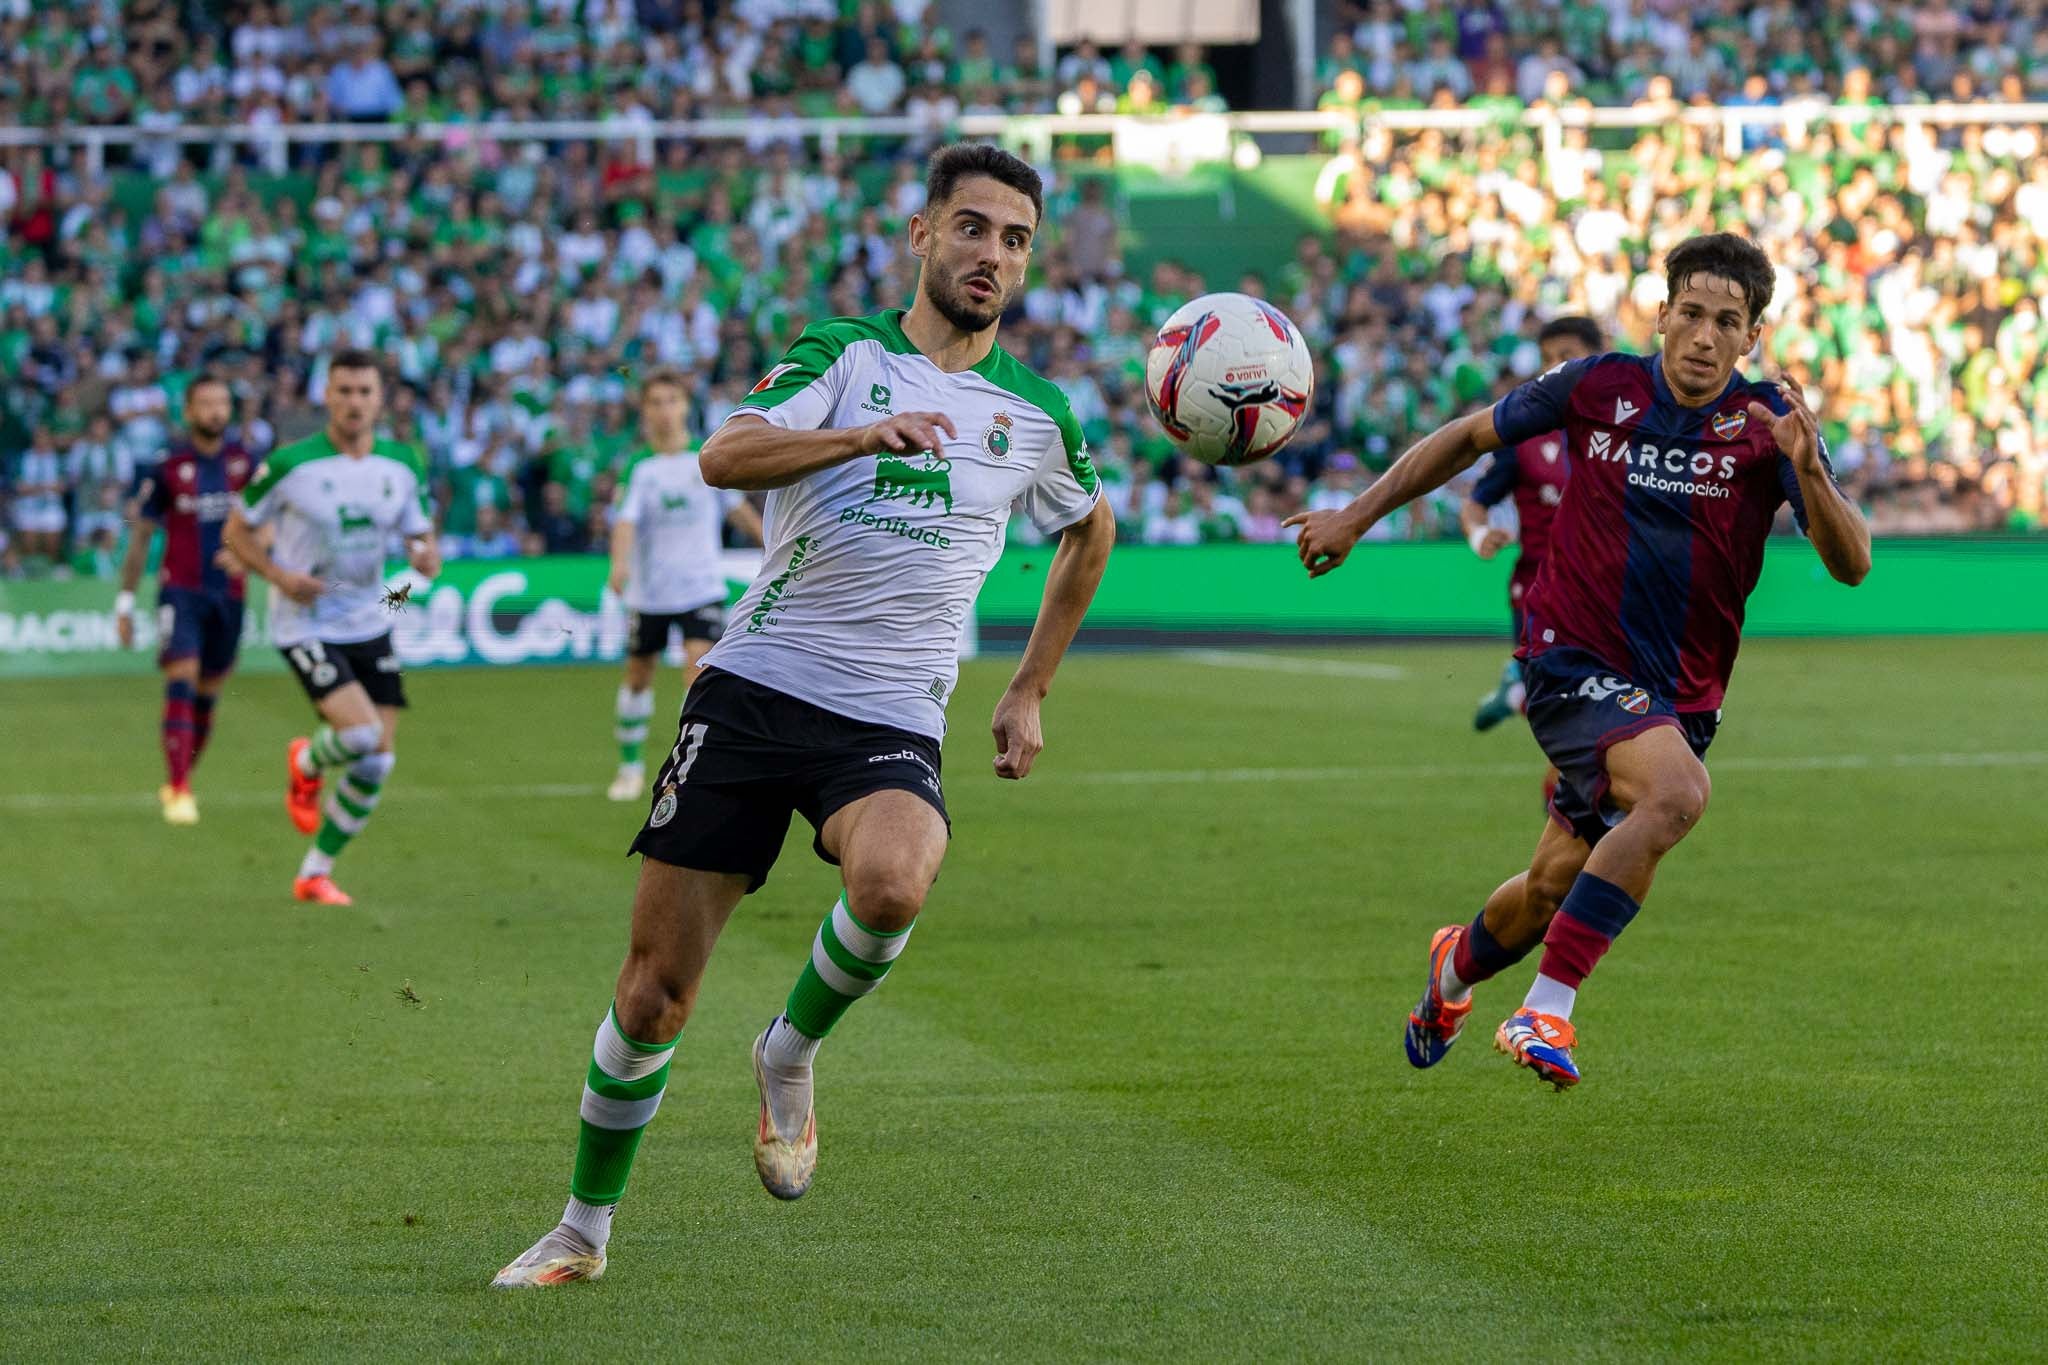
[311,753,391,862]
[782,896,915,1043]
[570,1005,676,1213]
[300,723,379,775]
[615,686,654,766]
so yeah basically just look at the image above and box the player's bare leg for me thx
[608,651,659,802]
[158,655,203,825]
[1407,818,1587,1066]
[1499,725,1710,1088]
[494,860,749,1288]
[753,790,947,1199]
[288,686,392,905]
[680,637,712,692]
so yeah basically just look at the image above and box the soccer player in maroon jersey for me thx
[1463,317,1601,732]
[1287,234,1871,1088]
[115,376,255,826]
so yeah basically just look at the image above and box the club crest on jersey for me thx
[176,463,194,483]
[1711,409,1748,440]
[983,412,1013,461]
[1541,439,1560,463]
[749,363,798,394]
[1613,397,1641,424]
[1618,689,1651,715]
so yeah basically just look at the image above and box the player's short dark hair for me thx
[1666,233,1774,325]
[638,366,688,399]
[924,142,1044,227]
[1538,316,1604,351]
[328,347,384,379]
[185,372,233,402]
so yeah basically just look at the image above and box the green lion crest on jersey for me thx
[872,450,953,514]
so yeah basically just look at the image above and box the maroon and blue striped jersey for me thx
[1491,352,1835,713]
[138,443,253,600]
[1470,428,1571,598]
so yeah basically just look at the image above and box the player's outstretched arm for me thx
[406,530,441,581]
[223,507,323,605]
[700,412,958,491]
[1748,393,1871,587]
[1459,498,1511,559]
[607,518,634,595]
[992,498,1115,781]
[1285,407,1504,578]
[113,512,157,649]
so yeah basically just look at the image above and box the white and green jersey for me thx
[703,309,1101,739]
[241,431,433,647]
[613,446,738,615]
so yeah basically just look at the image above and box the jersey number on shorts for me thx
[291,641,339,688]
[670,722,709,783]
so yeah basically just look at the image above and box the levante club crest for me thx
[983,412,1012,461]
[1711,408,1748,440]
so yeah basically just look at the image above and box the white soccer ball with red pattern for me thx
[1144,292,1315,466]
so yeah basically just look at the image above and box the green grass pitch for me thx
[5,637,2045,1360]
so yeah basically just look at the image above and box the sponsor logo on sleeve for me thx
[749,362,798,394]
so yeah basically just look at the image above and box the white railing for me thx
[4,101,2047,173]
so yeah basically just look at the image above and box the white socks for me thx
[1522,972,1577,1020]
[1437,954,1472,1004]
[297,848,334,879]
[560,1196,614,1251]
[763,1014,821,1069]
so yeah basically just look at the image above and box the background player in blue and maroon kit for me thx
[115,376,253,825]
[1287,234,1871,1089]
[1463,316,1603,731]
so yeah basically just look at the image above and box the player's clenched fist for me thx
[858,411,958,456]
[1282,508,1365,578]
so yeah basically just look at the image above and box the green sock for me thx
[311,758,387,860]
[570,1006,676,1205]
[785,896,915,1040]
[615,686,653,766]
[308,726,357,770]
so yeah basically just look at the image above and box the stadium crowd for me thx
[1,0,2044,577]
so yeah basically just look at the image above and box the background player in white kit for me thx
[604,368,763,802]
[223,349,441,906]
[495,143,1116,1288]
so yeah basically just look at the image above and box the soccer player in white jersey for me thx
[605,368,763,802]
[495,143,1115,1287]
[223,350,441,906]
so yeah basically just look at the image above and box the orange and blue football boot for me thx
[1404,924,1473,1068]
[1494,1009,1579,1090]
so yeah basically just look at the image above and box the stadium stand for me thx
[0,0,2042,578]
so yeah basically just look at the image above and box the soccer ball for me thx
[1144,292,1315,466]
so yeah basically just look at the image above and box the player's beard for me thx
[190,419,228,442]
[924,260,1006,334]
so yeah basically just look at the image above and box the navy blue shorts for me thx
[1522,646,1717,847]
[157,588,245,676]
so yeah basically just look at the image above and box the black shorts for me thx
[627,603,726,657]
[281,633,408,709]
[629,667,949,893]
[1523,646,1716,847]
